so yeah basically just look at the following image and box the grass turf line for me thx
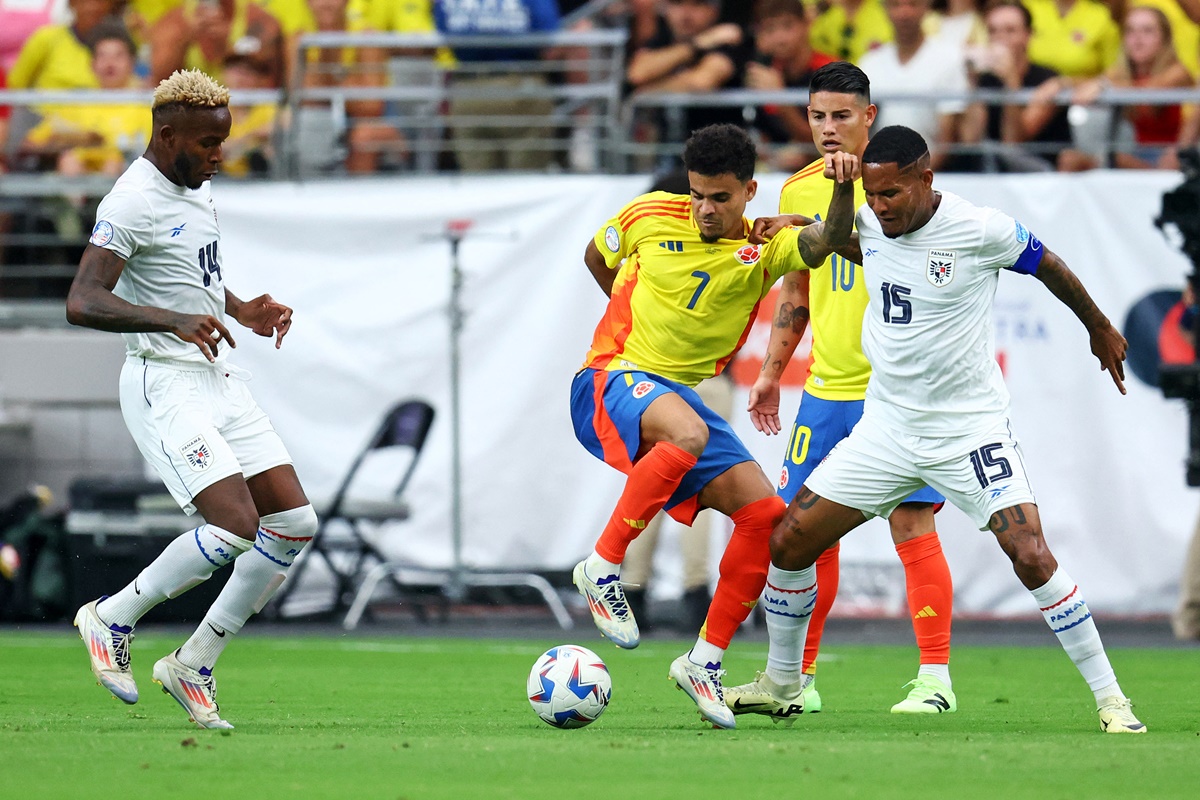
[2,631,1197,799]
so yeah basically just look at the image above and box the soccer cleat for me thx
[669,653,736,729]
[890,676,957,714]
[1097,696,1147,733]
[152,651,234,730]
[74,599,138,704]
[802,679,823,713]
[723,671,810,725]
[572,560,639,649]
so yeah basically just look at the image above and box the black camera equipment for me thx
[1156,148,1200,485]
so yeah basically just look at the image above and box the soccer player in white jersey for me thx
[66,70,318,730]
[746,125,1146,733]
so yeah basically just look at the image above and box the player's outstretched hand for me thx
[823,151,860,183]
[1090,321,1127,395]
[172,313,235,362]
[750,214,815,244]
[747,375,783,435]
[237,293,293,349]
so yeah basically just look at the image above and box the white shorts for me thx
[804,412,1037,530]
[119,356,292,515]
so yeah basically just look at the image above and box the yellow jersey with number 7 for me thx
[583,191,812,388]
[779,159,871,400]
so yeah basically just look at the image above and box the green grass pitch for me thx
[2,630,1197,799]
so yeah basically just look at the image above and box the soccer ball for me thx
[527,644,612,729]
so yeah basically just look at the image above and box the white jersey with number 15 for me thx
[855,190,1044,438]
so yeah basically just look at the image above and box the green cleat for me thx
[890,676,957,714]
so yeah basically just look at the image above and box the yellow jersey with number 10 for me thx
[779,159,870,400]
[583,191,811,388]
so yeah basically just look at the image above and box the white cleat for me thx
[572,560,639,649]
[723,671,809,726]
[152,651,234,730]
[74,599,138,704]
[1097,696,1147,733]
[669,653,736,729]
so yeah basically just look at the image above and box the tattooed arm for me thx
[1034,247,1127,394]
[795,153,862,267]
[747,271,810,435]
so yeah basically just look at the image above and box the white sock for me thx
[763,564,817,685]
[1030,568,1120,701]
[688,637,724,669]
[98,525,250,628]
[585,551,621,578]
[178,506,317,671]
[918,663,951,688]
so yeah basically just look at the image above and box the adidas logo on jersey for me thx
[659,240,684,252]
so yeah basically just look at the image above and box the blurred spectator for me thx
[149,0,285,87]
[9,0,115,90]
[1133,0,1200,79]
[1025,0,1119,79]
[931,0,988,48]
[627,0,751,138]
[747,0,836,167]
[220,52,275,176]
[959,0,1071,171]
[302,0,406,173]
[810,0,893,63]
[435,0,561,171]
[858,0,969,168]
[19,22,150,175]
[0,65,9,169]
[0,0,62,72]
[1062,5,1192,169]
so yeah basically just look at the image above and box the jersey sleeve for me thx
[90,190,155,261]
[761,225,810,281]
[982,208,1043,276]
[592,192,674,270]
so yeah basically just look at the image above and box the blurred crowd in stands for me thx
[1,0,1199,178]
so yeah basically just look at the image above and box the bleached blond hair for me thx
[152,69,230,111]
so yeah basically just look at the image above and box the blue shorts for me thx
[570,368,754,525]
[778,392,944,506]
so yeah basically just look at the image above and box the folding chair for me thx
[270,399,436,618]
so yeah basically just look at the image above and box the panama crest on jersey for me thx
[180,435,214,472]
[927,249,956,287]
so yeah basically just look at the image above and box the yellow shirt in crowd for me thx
[1026,0,1121,78]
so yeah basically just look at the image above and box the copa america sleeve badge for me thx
[90,220,114,247]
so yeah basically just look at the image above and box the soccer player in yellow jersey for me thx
[570,123,856,728]
[724,62,958,722]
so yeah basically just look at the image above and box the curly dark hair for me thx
[682,124,757,182]
[862,125,930,169]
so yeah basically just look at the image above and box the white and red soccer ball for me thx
[527,645,611,729]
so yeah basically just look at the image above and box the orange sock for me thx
[801,543,840,674]
[895,531,952,664]
[699,495,786,648]
[594,442,698,563]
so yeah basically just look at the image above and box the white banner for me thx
[217,172,1196,616]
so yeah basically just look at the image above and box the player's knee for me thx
[213,506,262,542]
[259,504,319,557]
[666,420,708,457]
[1009,541,1056,587]
[769,524,813,571]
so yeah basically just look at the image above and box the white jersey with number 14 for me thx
[90,157,226,365]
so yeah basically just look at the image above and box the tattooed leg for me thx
[988,503,1058,589]
[769,486,865,570]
